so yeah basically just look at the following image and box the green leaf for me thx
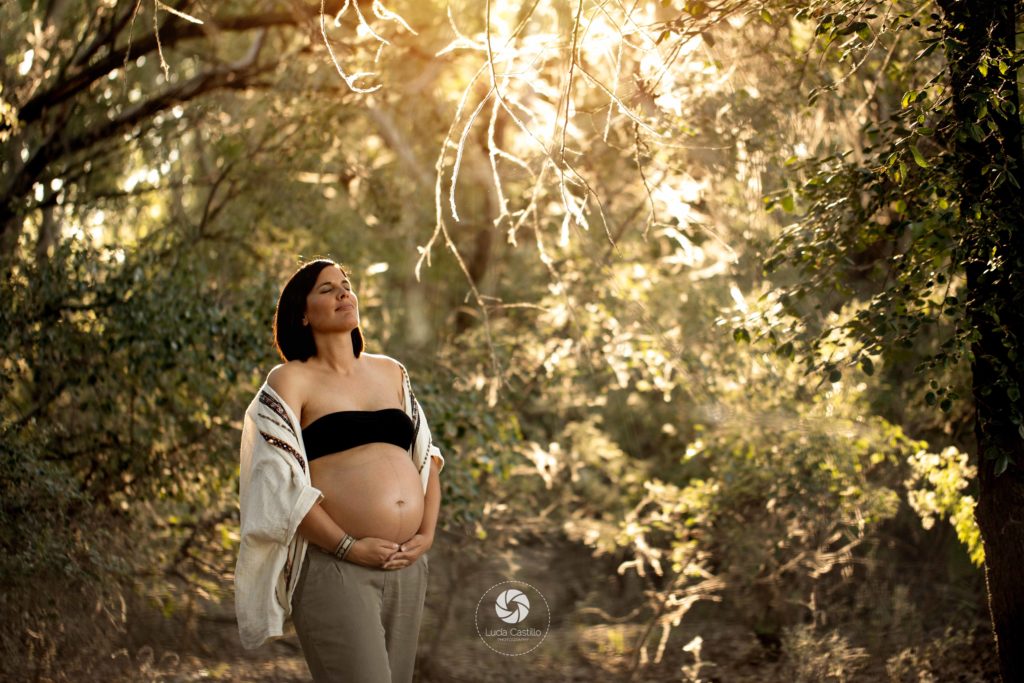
[860,357,874,376]
[828,368,842,383]
[781,194,795,213]
[994,454,1009,476]
[685,1,707,18]
[914,41,939,61]
[910,143,930,168]
[733,327,750,344]
[925,391,937,406]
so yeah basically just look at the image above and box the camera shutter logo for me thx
[475,580,551,656]
[495,588,530,624]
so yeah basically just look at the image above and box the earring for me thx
[302,318,308,326]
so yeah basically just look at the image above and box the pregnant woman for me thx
[235,258,445,683]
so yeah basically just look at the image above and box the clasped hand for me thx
[346,533,431,570]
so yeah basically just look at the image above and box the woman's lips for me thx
[336,304,355,311]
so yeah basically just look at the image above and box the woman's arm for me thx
[296,504,347,552]
[265,366,343,550]
[417,457,441,542]
[297,498,402,566]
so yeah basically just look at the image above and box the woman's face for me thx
[304,264,359,333]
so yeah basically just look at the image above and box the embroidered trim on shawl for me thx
[259,391,296,438]
[259,431,307,473]
[401,365,428,474]
[258,412,289,433]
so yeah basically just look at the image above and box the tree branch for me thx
[17,2,343,124]
[1,39,271,247]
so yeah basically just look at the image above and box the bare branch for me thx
[19,4,344,124]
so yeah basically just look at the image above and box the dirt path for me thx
[116,518,993,683]
[133,522,670,682]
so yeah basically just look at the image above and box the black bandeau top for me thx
[301,408,414,462]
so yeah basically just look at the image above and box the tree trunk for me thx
[937,1,1024,679]
[35,205,59,265]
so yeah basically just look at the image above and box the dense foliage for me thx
[2,1,1014,680]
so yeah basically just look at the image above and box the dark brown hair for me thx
[273,258,364,362]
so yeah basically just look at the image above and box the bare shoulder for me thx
[364,353,407,399]
[266,362,308,417]
[364,352,405,375]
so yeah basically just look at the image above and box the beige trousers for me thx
[291,545,429,683]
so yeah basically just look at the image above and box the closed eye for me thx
[320,283,353,292]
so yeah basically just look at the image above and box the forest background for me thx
[2,1,1021,681]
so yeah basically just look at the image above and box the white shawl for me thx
[235,361,444,649]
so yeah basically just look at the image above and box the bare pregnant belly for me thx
[309,444,424,544]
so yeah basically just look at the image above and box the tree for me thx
[936,2,1024,677]
[762,2,1024,677]
[0,0,381,272]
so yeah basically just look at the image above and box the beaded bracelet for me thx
[333,533,357,561]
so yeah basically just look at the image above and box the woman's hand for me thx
[382,533,433,570]
[343,537,400,568]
